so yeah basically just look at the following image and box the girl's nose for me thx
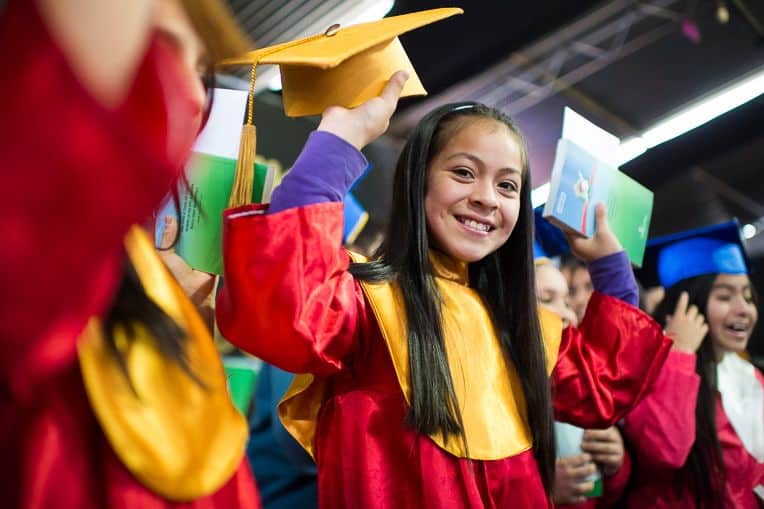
[469,180,498,209]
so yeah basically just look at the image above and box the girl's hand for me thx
[565,203,623,263]
[665,291,708,353]
[156,216,215,328]
[581,427,625,477]
[317,71,409,150]
[553,454,597,504]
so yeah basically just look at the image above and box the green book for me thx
[223,356,262,415]
[174,153,274,274]
[543,138,653,267]
[154,88,277,274]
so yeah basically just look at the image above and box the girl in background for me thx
[534,242,631,508]
[217,95,672,508]
[0,1,260,507]
[623,221,763,508]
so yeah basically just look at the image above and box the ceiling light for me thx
[716,1,730,24]
[532,68,764,205]
[617,67,764,165]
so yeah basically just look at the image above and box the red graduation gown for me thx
[0,2,258,507]
[623,350,764,508]
[218,201,671,509]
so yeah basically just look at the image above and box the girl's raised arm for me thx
[217,73,408,374]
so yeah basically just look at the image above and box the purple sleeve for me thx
[587,251,639,306]
[268,130,369,214]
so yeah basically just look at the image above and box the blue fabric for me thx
[658,238,747,288]
[637,220,749,288]
[533,206,570,258]
[343,192,367,244]
[247,364,317,509]
[533,239,546,259]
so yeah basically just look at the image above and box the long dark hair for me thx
[349,102,555,493]
[652,274,758,507]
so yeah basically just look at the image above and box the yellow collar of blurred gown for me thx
[279,250,563,461]
[77,226,247,501]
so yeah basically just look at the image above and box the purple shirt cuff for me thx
[268,131,368,214]
[587,251,639,306]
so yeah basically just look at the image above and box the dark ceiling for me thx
[388,0,605,98]
[235,0,764,257]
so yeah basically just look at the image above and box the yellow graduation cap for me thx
[219,7,463,207]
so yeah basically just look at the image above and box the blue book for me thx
[543,138,653,267]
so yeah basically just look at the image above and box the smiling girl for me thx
[623,222,764,508]
[217,90,672,508]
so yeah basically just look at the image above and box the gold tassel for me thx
[228,64,258,208]
[228,123,256,207]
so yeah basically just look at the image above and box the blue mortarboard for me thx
[636,220,749,289]
[533,206,570,260]
[343,192,369,245]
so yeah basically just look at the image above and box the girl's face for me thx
[535,263,578,327]
[153,0,209,134]
[424,119,524,263]
[568,266,593,323]
[706,273,758,356]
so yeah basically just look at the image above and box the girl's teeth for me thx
[465,219,489,232]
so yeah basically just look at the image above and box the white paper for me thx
[192,88,248,159]
[561,107,621,168]
[554,422,600,482]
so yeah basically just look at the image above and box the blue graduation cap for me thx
[533,206,570,260]
[343,192,369,245]
[636,220,750,289]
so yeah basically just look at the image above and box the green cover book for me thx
[542,138,653,267]
[175,153,274,274]
[154,88,276,274]
[222,356,262,415]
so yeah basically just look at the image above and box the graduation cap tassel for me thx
[228,64,258,208]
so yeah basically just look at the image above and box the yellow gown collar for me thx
[429,249,469,285]
[77,226,247,501]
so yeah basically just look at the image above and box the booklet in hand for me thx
[542,108,653,267]
[155,88,275,274]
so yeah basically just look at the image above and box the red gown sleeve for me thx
[621,350,700,471]
[552,291,672,427]
[217,202,364,375]
[0,1,195,393]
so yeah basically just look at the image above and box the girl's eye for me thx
[452,168,473,179]
[713,292,732,302]
[498,180,519,192]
